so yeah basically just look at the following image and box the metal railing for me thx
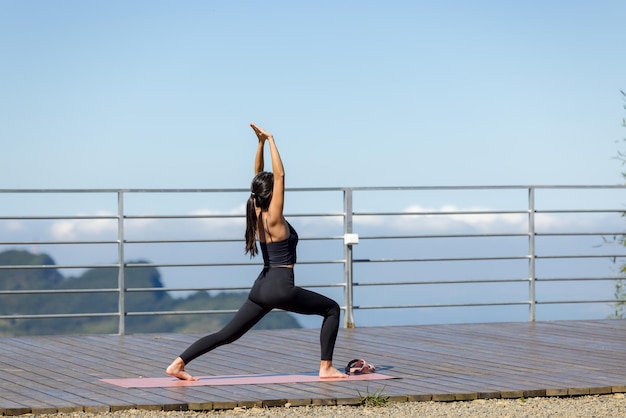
[0,185,624,334]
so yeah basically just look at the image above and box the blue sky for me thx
[1,1,625,328]
[1,0,625,190]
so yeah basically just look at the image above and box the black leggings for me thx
[179,267,341,364]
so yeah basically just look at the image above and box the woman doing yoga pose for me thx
[166,123,346,380]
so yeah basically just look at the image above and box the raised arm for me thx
[253,132,265,175]
[250,123,285,223]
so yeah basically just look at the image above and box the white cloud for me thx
[5,220,25,232]
[47,207,247,242]
[354,204,527,234]
[353,204,614,235]
[49,211,118,240]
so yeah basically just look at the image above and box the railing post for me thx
[117,191,126,335]
[343,188,355,328]
[528,187,536,322]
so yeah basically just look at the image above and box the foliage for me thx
[0,249,300,336]
[610,90,626,318]
[357,385,389,407]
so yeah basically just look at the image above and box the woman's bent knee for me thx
[328,300,340,317]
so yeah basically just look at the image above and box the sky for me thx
[1,1,625,329]
[1,0,626,191]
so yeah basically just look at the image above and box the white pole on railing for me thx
[528,187,536,321]
[117,191,126,335]
[343,188,355,328]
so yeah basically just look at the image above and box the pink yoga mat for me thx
[101,372,396,388]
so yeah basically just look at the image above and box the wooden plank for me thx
[2,320,626,414]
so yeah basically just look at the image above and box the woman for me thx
[166,123,346,380]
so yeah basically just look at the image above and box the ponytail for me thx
[245,195,258,257]
[244,171,274,257]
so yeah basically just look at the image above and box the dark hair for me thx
[245,171,274,257]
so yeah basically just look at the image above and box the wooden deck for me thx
[1,320,626,415]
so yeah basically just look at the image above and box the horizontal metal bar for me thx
[127,306,347,317]
[127,309,240,316]
[0,213,343,221]
[124,260,346,268]
[357,255,626,265]
[537,277,623,282]
[0,264,119,270]
[124,236,342,245]
[4,233,618,246]
[0,188,250,193]
[125,214,242,219]
[529,185,626,189]
[349,185,626,191]
[355,210,528,217]
[536,232,626,237]
[0,313,117,320]
[125,238,243,244]
[1,185,624,194]
[0,288,118,295]
[352,277,626,287]
[14,278,619,296]
[355,297,626,310]
[382,233,623,240]
[355,301,531,310]
[0,240,118,246]
[359,233,529,240]
[536,209,626,214]
[0,283,346,297]
[536,254,626,260]
[124,262,260,268]
[354,278,528,287]
[0,216,118,220]
[126,286,248,293]
[124,212,344,219]
[127,283,345,293]
[536,299,626,305]
[354,255,529,263]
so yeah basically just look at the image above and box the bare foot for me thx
[166,357,198,381]
[319,360,348,379]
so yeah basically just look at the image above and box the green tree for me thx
[0,250,301,336]
[609,90,626,319]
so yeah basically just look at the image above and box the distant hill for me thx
[0,250,300,336]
